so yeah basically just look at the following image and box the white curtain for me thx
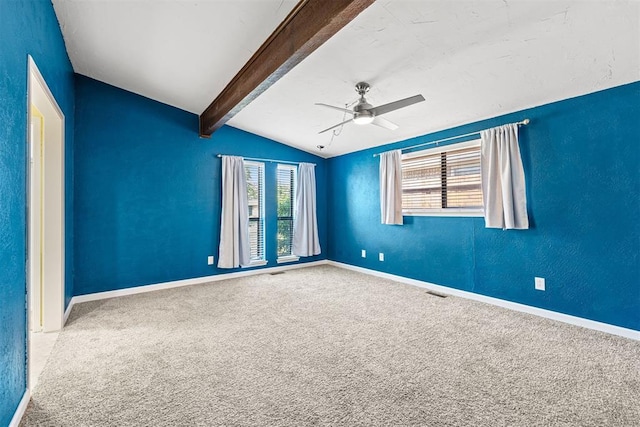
[379,150,403,225]
[292,163,321,257]
[480,124,529,230]
[218,156,251,268]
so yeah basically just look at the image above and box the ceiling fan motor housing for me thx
[353,100,375,124]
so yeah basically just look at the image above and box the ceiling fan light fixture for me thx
[353,113,374,125]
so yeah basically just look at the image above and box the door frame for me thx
[26,56,65,362]
[28,104,45,333]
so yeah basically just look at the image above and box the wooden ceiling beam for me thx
[199,0,375,137]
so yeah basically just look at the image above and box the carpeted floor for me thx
[21,265,640,426]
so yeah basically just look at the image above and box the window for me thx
[277,164,298,263]
[401,139,483,216]
[245,161,266,264]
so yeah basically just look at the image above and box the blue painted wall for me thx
[328,82,639,331]
[73,76,326,296]
[0,0,75,424]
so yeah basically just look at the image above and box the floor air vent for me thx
[426,291,447,298]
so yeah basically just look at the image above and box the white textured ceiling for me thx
[53,0,299,114]
[53,1,639,158]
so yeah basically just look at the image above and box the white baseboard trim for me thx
[328,261,640,341]
[9,389,30,427]
[64,260,329,321]
[63,299,73,325]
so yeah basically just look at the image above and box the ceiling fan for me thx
[315,82,425,134]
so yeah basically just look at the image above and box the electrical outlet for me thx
[535,277,545,291]
[207,256,214,265]
[379,253,384,261]
[361,249,366,258]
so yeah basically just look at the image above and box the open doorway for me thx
[27,56,65,390]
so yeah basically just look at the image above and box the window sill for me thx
[277,256,300,264]
[242,260,268,268]
[403,209,484,218]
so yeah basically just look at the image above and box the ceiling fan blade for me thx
[315,103,354,115]
[371,116,399,130]
[318,118,353,134]
[370,94,425,116]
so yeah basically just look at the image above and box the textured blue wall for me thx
[328,82,639,331]
[0,0,75,424]
[73,76,326,296]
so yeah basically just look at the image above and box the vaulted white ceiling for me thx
[53,0,639,158]
[53,0,299,115]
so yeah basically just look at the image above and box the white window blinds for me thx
[401,140,483,215]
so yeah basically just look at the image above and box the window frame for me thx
[401,139,484,217]
[276,164,299,264]
[244,160,267,267]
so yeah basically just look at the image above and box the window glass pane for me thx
[245,162,264,260]
[277,219,293,257]
[277,165,296,258]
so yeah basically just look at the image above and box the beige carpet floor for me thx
[21,265,640,426]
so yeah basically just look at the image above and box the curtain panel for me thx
[217,156,251,268]
[292,163,321,257]
[480,124,529,230]
[379,150,403,225]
